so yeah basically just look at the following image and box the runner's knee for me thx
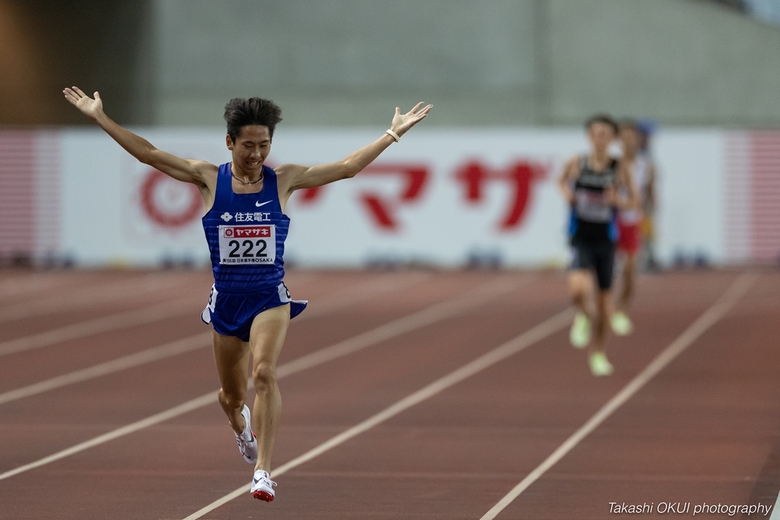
[218,388,245,411]
[252,361,278,392]
[568,275,590,298]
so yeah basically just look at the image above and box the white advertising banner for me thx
[50,127,734,267]
[280,129,588,267]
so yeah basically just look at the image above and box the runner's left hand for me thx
[389,102,433,137]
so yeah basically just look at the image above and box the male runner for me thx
[558,114,637,376]
[637,120,660,271]
[612,119,657,334]
[63,86,432,501]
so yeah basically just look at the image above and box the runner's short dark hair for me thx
[585,113,618,135]
[618,119,640,133]
[224,98,283,142]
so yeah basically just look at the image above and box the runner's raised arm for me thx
[63,86,215,187]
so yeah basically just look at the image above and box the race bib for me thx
[218,225,276,264]
[575,191,612,223]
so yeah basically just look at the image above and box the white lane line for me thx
[0,275,528,481]
[769,489,780,520]
[0,272,431,406]
[0,394,218,482]
[0,272,196,322]
[0,273,82,299]
[181,309,574,520]
[0,270,423,358]
[0,333,211,406]
[295,271,432,315]
[276,277,526,376]
[480,272,758,520]
[0,296,199,357]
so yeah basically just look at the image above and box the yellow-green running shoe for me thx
[588,351,614,377]
[569,312,591,349]
[611,311,633,336]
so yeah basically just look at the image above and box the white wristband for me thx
[385,129,400,142]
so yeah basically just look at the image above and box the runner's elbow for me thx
[139,148,166,169]
[340,161,362,179]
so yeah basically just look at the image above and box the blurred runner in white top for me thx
[613,120,658,336]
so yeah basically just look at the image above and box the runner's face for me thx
[588,122,615,154]
[620,127,640,155]
[226,125,271,174]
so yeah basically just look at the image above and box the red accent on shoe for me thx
[252,490,274,502]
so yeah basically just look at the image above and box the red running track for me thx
[0,267,778,519]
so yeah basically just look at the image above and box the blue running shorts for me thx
[201,281,307,342]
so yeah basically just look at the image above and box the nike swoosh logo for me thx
[255,201,272,208]
[253,478,260,484]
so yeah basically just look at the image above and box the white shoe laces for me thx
[253,471,277,488]
[236,433,256,455]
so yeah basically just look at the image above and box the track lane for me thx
[0,270,778,520]
[0,272,434,405]
[480,272,758,519]
[0,272,536,500]
[201,271,758,519]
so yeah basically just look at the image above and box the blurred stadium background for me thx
[1,0,779,270]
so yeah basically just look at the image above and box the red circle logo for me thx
[140,169,202,228]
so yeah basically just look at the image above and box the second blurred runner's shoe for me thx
[569,312,591,349]
[588,351,614,377]
[611,311,633,336]
[235,405,257,464]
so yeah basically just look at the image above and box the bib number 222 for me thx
[218,225,276,264]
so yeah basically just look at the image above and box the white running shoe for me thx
[251,469,277,502]
[235,405,257,464]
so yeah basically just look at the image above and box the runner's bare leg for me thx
[212,333,251,435]
[248,304,290,472]
[568,270,595,320]
[593,289,612,354]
